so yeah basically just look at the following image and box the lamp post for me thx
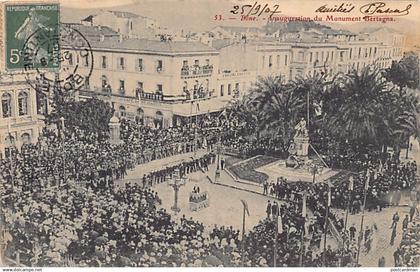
[168,168,187,213]
[59,117,65,187]
[322,182,331,267]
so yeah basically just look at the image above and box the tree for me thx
[326,66,392,146]
[46,97,115,138]
[384,52,419,93]
[248,75,305,154]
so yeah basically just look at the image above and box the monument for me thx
[292,118,309,157]
[255,118,337,183]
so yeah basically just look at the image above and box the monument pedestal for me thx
[294,136,309,157]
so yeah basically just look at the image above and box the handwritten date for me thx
[230,2,281,18]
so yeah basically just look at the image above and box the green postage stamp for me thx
[4,2,60,70]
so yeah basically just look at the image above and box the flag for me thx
[365,169,370,191]
[302,193,307,218]
[278,215,283,233]
[240,199,250,216]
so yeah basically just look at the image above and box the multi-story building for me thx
[61,23,406,130]
[0,72,47,158]
[216,41,291,99]
[81,10,158,39]
[63,36,221,128]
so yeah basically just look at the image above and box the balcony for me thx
[181,65,213,78]
[139,92,164,101]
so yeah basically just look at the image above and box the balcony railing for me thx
[181,65,213,78]
[139,92,164,101]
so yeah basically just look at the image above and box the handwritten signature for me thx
[316,3,355,13]
[360,2,412,16]
[230,2,281,18]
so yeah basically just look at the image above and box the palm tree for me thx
[392,89,420,156]
[326,66,392,145]
[249,75,305,153]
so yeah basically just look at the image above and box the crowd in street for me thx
[0,113,419,268]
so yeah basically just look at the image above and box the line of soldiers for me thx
[142,153,216,187]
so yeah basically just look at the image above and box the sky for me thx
[58,0,420,36]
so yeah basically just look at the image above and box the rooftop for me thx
[216,26,262,33]
[88,38,218,54]
[63,23,120,37]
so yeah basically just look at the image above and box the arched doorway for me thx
[4,135,15,158]
[154,111,163,129]
[136,107,144,125]
[21,133,31,145]
[119,105,126,118]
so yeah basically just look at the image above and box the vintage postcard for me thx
[0,0,420,270]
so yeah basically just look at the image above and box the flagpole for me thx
[274,213,278,267]
[356,171,369,266]
[241,205,246,267]
[344,176,354,231]
[299,192,307,267]
[322,184,330,267]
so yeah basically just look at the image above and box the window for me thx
[36,92,47,115]
[349,48,353,59]
[235,83,239,94]
[228,84,232,95]
[331,52,334,61]
[156,84,163,94]
[136,82,143,97]
[309,52,313,63]
[284,55,288,66]
[119,106,126,117]
[321,52,324,62]
[268,55,272,67]
[340,52,344,62]
[137,58,143,71]
[21,133,31,145]
[262,56,265,69]
[220,85,224,96]
[2,93,12,118]
[157,60,163,72]
[205,59,210,66]
[119,57,125,70]
[276,55,280,67]
[68,53,73,65]
[119,80,125,92]
[194,60,199,66]
[183,60,188,67]
[183,81,188,92]
[18,91,28,116]
[102,56,107,68]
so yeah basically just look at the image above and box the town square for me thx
[0,0,420,268]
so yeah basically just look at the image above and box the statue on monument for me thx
[294,118,308,138]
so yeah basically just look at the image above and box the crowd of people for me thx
[1,111,419,268]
